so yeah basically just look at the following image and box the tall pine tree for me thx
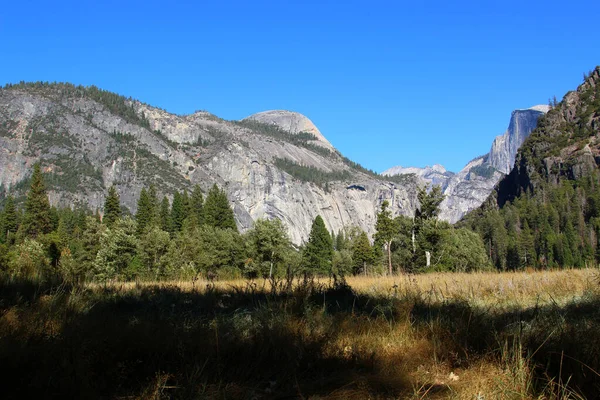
[190,184,204,226]
[170,191,185,232]
[135,188,154,235]
[22,163,52,238]
[159,196,172,233]
[303,215,333,276]
[203,184,237,231]
[374,200,397,275]
[103,186,122,227]
[2,195,18,242]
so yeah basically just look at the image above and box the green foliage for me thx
[22,163,52,238]
[135,188,154,235]
[137,227,171,278]
[302,216,333,276]
[8,239,50,279]
[203,184,237,231]
[1,195,18,242]
[274,158,352,188]
[159,196,172,233]
[103,186,121,227]
[374,200,397,274]
[351,231,375,275]
[245,218,293,278]
[94,217,138,281]
[469,164,497,179]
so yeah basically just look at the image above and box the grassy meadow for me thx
[1,269,600,399]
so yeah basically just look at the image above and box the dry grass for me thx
[2,269,599,399]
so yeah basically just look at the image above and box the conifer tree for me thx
[190,184,204,226]
[303,215,333,276]
[148,184,159,224]
[22,163,52,237]
[203,184,237,231]
[170,191,185,232]
[374,200,397,275]
[103,186,122,227]
[136,188,154,235]
[2,195,18,241]
[352,231,374,275]
[159,196,172,233]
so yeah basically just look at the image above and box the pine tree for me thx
[148,184,159,225]
[159,196,172,233]
[170,191,185,232]
[303,215,333,276]
[190,184,204,226]
[2,195,18,241]
[103,186,122,227]
[203,184,237,231]
[22,163,52,238]
[135,188,153,235]
[352,231,374,275]
[374,200,397,275]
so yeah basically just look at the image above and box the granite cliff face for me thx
[383,106,548,223]
[0,84,419,244]
[382,164,454,190]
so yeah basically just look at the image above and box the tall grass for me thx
[1,269,598,399]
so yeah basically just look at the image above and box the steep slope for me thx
[438,106,548,222]
[382,164,454,190]
[0,83,419,244]
[462,66,600,270]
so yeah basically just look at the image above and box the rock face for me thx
[0,83,419,244]
[244,110,335,151]
[382,164,454,190]
[495,67,600,208]
[384,106,548,223]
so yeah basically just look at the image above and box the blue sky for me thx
[1,0,599,173]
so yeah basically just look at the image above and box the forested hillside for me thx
[462,67,600,269]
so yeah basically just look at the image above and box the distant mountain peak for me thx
[242,110,334,150]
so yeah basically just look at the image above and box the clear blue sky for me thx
[1,0,599,173]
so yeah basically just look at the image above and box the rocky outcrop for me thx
[382,164,454,190]
[0,84,419,244]
[243,110,335,151]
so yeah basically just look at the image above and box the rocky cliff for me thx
[0,83,419,244]
[383,106,548,223]
[494,67,600,207]
[382,164,454,190]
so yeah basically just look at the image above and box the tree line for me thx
[0,164,496,284]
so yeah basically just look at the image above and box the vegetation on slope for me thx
[462,67,600,270]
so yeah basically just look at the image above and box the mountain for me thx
[243,110,335,151]
[0,83,419,244]
[383,106,549,223]
[382,164,455,190]
[462,66,600,271]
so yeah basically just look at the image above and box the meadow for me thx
[1,269,599,399]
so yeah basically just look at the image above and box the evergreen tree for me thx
[22,163,52,238]
[203,184,237,231]
[148,184,159,225]
[303,215,333,276]
[415,185,445,222]
[351,231,374,275]
[190,184,204,226]
[103,186,122,227]
[2,195,18,242]
[135,188,154,235]
[170,191,185,232]
[159,196,172,233]
[374,200,397,275]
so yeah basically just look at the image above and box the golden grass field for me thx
[4,269,600,399]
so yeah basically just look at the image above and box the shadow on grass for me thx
[0,279,598,399]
